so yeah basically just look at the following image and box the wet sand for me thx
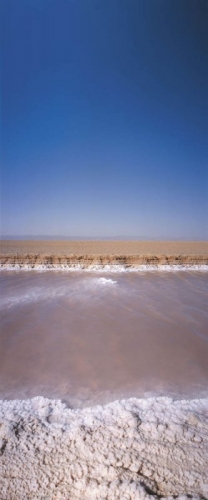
[1,240,208,266]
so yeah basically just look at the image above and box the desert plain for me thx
[1,240,208,266]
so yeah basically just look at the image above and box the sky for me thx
[1,0,207,239]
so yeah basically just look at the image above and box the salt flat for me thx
[1,244,208,500]
[1,270,208,404]
[0,396,208,500]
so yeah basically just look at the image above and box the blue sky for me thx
[1,0,207,239]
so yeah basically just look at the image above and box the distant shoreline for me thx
[1,255,208,267]
[1,240,208,267]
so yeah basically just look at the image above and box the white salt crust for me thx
[0,264,208,272]
[0,396,208,500]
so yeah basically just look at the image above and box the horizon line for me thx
[1,236,208,242]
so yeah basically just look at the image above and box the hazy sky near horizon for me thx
[1,0,208,239]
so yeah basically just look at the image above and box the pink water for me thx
[0,270,208,407]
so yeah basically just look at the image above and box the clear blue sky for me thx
[1,0,207,239]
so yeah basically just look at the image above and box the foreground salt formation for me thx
[0,397,208,500]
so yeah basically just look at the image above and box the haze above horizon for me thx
[1,0,207,239]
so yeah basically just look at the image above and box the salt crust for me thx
[0,264,208,272]
[0,396,208,500]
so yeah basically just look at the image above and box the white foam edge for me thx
[0,263,208,272]
[1,394,208,420]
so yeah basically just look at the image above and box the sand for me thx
[0,240,208,267]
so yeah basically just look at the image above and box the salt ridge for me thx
[0,395,208,499]
[0,263,208,272]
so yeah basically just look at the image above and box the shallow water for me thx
[0,270,208,407]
